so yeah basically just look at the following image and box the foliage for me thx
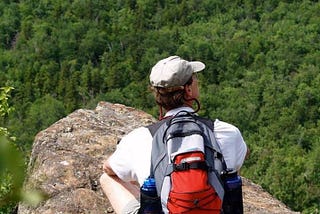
[0,136,24,213]
[0,87,43,213]
[0,0,319,212]
[0,87,21,213]
[0,87,14,139]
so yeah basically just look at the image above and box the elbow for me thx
[245,147,250,159]
[103,159,116,176]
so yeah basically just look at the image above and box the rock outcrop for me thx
[18,102,299,214]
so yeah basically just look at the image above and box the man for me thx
[100,56,248,214]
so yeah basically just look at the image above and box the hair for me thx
[151,76,200,118]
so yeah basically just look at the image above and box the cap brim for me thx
[190,61,205,73]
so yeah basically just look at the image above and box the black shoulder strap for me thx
[147,117,171,136]
[196,116,215,131]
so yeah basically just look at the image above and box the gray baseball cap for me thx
[150,56,205,88]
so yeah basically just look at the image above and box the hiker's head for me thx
[149,56,205,112]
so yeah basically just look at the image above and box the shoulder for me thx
[214,119,241,131]
[118,127,152,146]
[128,126,151,135]
[213,119,243,139]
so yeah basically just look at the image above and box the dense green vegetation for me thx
[0,0,319,213]
[0,87,23,213]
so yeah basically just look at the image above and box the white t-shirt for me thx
[108,107,247,186]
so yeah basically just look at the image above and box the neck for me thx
[184,98,200,113]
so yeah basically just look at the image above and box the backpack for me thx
[147,111,227,214]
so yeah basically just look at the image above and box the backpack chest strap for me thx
[165,161,209,175]
[174,161,208,171]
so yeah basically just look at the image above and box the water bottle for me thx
[139,177,163,214]
[141,177,157,197]
[222,170,243,214]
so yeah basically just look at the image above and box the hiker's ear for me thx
[184,85,192,97]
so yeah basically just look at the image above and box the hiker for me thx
[100,55,249,214]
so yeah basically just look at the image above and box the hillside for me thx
[0,0,319,212]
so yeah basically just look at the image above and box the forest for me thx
[0,0,319,213]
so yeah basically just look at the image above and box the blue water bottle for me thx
[222,170,243,214]
[139,177,163,214]
[142,177,157,193]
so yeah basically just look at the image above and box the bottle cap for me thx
[143,177,156,188]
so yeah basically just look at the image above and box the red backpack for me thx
[147,111,227,213]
